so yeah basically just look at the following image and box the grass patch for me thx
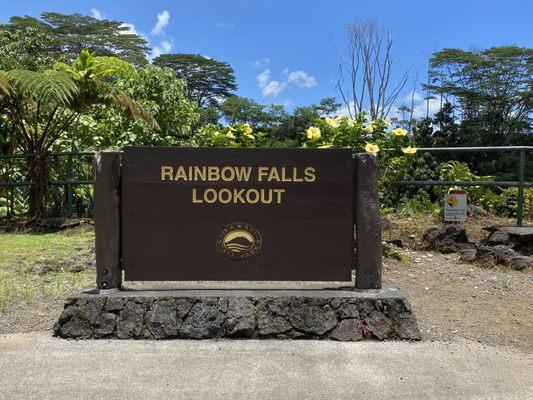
[0,229,95,311]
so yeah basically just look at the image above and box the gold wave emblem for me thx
[216,223,262,260]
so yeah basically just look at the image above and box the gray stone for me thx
[225,298,255,337]
[510,255,533,271]
[54,286,420,341]
[79,298,104,325]
[355,299,375,316]
[492,245,516,266]
[338,302,359,319]
[459,248,477,263]
[175,298,194,319]
[259,298,291,317]
[58,304,78,324]
[488,230,511,246]
[364,310,392,340]
[257,312,292,336]
[330,298,342,310]
[423,226,474,253]
[146,300,178,339]
[94,313,116,338]
[179,302,224,339]
[289,302,337,335]
[484,226,533,256]
[475,246,496,266]
[382,298,411,314]
[330,319,363,341]
[105,297,126,312]
[396,314,422,340]
[59,316,93,339]
[116,301,145,339]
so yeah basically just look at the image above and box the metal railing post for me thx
[66,153,73,218]
[517,149,525,227]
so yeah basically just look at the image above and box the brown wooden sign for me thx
[121,147,354,281]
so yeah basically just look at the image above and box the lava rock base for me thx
[54,286,421,341]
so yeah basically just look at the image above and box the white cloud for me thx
[91,8,104,20]
[151,10,170,35]
[257,69,270,88]
[149,39,173,60]
[257,68,317,97]
[390,91,442,120]
[250,58,270,69]
[411,96,442,119]
[120,22,140,36]
[257,69,286,97]
[337,101,355,118]
[404,90,423,103]
[214,21,235,29]
[285,70,317,89]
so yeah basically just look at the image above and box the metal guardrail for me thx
[0,151,96,217]
[1,146,531,225]
[398,146,532,227]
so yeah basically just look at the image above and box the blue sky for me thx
[2,0,532,116]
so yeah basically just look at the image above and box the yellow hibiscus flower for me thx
[392,127,408,136]
[402,146,417,155]
[307,126,321,140]
[383,120,391,127]
[365,143,379,154]
[226,131,235,139]
[245,133,255,140]
[243,124,253,135]
[325,117,340,128]
[347,119,356,127]
[363,125,374,133]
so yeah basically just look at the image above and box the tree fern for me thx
[6,69,79,106]
[0,73,11,95]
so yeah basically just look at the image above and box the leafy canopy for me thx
[153,53,237,107]
[0,12,150,67]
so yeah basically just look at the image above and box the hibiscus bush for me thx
[193,123,269,148]
[301,114,420,206]
[301,114,416,154]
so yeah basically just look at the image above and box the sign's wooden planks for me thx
[121,147,354,281]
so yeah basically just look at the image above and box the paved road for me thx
[0,332,531,400]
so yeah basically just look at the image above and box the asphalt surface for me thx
[0,332,531,400]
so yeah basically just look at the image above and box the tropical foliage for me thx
[0,50,158,220]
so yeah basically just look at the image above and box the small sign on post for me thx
[444,189,467,222]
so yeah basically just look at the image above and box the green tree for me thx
[0,27,56,71]
[425,46,532,145]
[0,50,158,221]
[69,65,199,149]
[153,54,237,107]
[220,96,266,127]
[0,12,149,66]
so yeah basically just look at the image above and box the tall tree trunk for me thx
[28,151,51,222]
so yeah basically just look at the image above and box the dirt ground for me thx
[386,252,532,352]
[0,215,531,353]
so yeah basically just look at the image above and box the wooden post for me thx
[354,153,382,289]
[95,151,122,290]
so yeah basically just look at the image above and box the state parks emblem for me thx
[216,222,262,260]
